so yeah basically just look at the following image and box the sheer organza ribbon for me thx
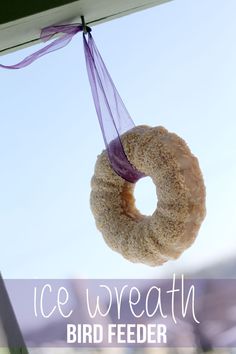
[0,24,145,182]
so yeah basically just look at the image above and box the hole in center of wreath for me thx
[134,177,157,216]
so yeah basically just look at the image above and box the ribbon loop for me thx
[83,32,145,183]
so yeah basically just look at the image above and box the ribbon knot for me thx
[40,24,83,42]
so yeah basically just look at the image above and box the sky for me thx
[0,0,236,278]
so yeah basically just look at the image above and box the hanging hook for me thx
[81,16,91,34]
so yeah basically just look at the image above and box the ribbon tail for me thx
[0,33,74,70]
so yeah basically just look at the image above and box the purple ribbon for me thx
[0,24,145,182]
